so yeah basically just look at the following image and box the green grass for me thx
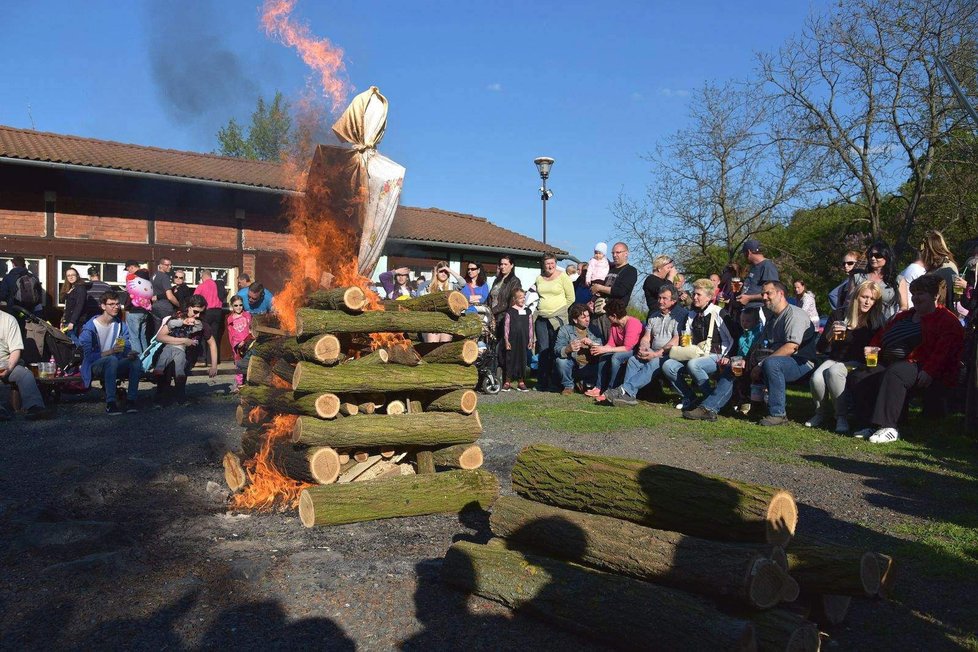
[892,519,978,578]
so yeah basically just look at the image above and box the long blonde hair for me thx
[920,230,957,271]
[846,280,886,330]
[428,260,453,292]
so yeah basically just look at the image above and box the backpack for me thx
[13,271,43,308]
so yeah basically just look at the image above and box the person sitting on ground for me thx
[154,295,219,406]
[661,279,735,411]
[845,274,963,444]
[685,280,817,425]
[602,284,681,406]
[0,308,54,420]
[226,296,253,392]
[553,303,602,395]
[585,298,642,397]
[245,282,274,315]
[79,291,143,415]
[642,255,680,320]
[807,280,886,434]
[730,308,763,415]
[59,268,87,343]
[792,280,820,328]
[501,289,534,392]
[379,267,418,300]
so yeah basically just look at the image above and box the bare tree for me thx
[614,80,815,272]
[759,0,978,257]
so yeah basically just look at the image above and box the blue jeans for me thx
[762,355,814,417]
[126,311,149,353]
[554,358,598,389]
[596,351,633,390]
[621,354,665,397]
[700,367,737,414]
[90,355,142,405]
[663,354,720,406]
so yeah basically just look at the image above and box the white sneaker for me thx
[804,413,825,428]
[835,417,850,434]
[853,427,874,439]
[675,401,686,410]
[869,428,900,444]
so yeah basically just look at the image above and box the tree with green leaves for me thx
[216,92,292,161]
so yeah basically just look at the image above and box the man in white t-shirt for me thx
[0,310,53,420]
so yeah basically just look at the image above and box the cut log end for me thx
[344,286,367,311]
[447,291,469,316]
[459,389,478,414]
[750,559,788,610]
[780,574,801,603]
[456,445,483,470]
[309,447,342,484]
[785,623,820,652]
[386,400,406,415]
[314,334,342,363]
[859,552,882,596]
[766,491,798,545]
[460,340,479,365]
[316,394,341,419]
[875,553,895,598]
[299,490,316,528]
[815,594,851,627]
[223,451,247,492]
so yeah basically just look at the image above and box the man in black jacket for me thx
[590,242,637,341]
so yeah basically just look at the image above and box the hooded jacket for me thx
[79,315,133,387]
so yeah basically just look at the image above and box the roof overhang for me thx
[386,237,567,259]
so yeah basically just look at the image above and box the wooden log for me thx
[292,411,481,447]
[385,345,422,366]
[785,545,880,596]
[489,496,787,609]
[338,454,383,482]
[344,349,389,366]
[299,469,499,527]
[441,541,757,652]
[431,444,484,470]
[408,399,423,413]
[306,286,368,312]
[415,450,435,474]
[357,401,377,415]
[251,334,343,365]
[511,444,797,546]
[748,609,820,652]
[292,361,477,394]
[338,452,351,465]
[223,451,248,492]
[808,594,850,627]
[379,448,396,459]
[338,402,359,417]
[380,290,469,317]
[875,553,895,598]
[412,339,480,365]
[247,356,296,387]
[293,411,482,448]
[296,307,482,338]
[353,451,370,463]
[239,386,341,419]
[385,400,406,415]
[236,403,272,427]
[240,431,343,485]
[420,389,478,415]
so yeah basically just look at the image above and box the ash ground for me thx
[0,366,972,650]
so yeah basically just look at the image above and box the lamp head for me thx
[534,156,555,179]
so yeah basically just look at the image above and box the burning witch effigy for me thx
[222,86,498,525]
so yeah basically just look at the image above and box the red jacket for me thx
[869,306,963,386]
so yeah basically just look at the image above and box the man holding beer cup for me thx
[79,290,144,415]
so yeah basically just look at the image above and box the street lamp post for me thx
[534,156,554,243]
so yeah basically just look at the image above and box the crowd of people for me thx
[0,256,277,420]
[3,230,974,444]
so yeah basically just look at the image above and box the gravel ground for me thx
[0,367,974,650]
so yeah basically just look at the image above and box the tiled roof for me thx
[0,124,291,191]
[390,206,565,256]
[0,125,562,255]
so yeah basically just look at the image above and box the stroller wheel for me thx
[481,371,501,395]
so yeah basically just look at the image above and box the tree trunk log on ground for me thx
[344,349,389,366]
[419,389,478,414]
[251,334,343,365]
[380,290,469,317]
[292,412,482,448]
[239,386,341,419]
[240,431,342,484]
[357,401,377,414]
[236,403,273,427]
[385,400,406,415]
[296,308,482,338]
[785,545,880,597]
[299,469,499,527]
[511,444,797,546]
[748,609,820,652]
[414,340,479,365]
[441,541,757,652]
[223,451,247,492]
[306,287,368,312]
[431,444,484,470]
[489,496,787,609]
[808,594,850,627]
[292,360,477,394]
[385,345,422,366]
[247,356,296,388]
[415,450,435,474]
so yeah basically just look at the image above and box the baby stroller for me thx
[473,306,501,394]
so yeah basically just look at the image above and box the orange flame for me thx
[261,0,351,111]
[232,415,311,511]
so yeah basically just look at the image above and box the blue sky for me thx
[1,0,826,269]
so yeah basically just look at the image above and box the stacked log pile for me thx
[225,287,499,524]
[440,445,896,652]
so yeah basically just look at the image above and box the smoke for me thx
[144,0,259,126]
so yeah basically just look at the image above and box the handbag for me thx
[669,311,717,362]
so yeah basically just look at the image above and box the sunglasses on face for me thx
[175,276,185,279]
[468,267,479,272]
[844,261,857,266]
[231,303,243,308]
[869,252,885,258]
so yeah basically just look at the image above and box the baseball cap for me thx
[742,239,762,254]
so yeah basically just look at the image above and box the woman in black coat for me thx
[487,255,522,327]
[60,268,86,342]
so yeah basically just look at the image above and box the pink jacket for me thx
[226,311,253,349]
[193,278,222,309]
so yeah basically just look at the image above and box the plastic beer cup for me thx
[681,333,692,347]
[865,346,880,368]
[833,321,848,342]
[731,357,745,377]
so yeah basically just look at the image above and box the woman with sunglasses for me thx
[378,267,419,300]
[171,270,194,310]
[153,295,218,406]
[461,262,489,314]
[846,241,899,318]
